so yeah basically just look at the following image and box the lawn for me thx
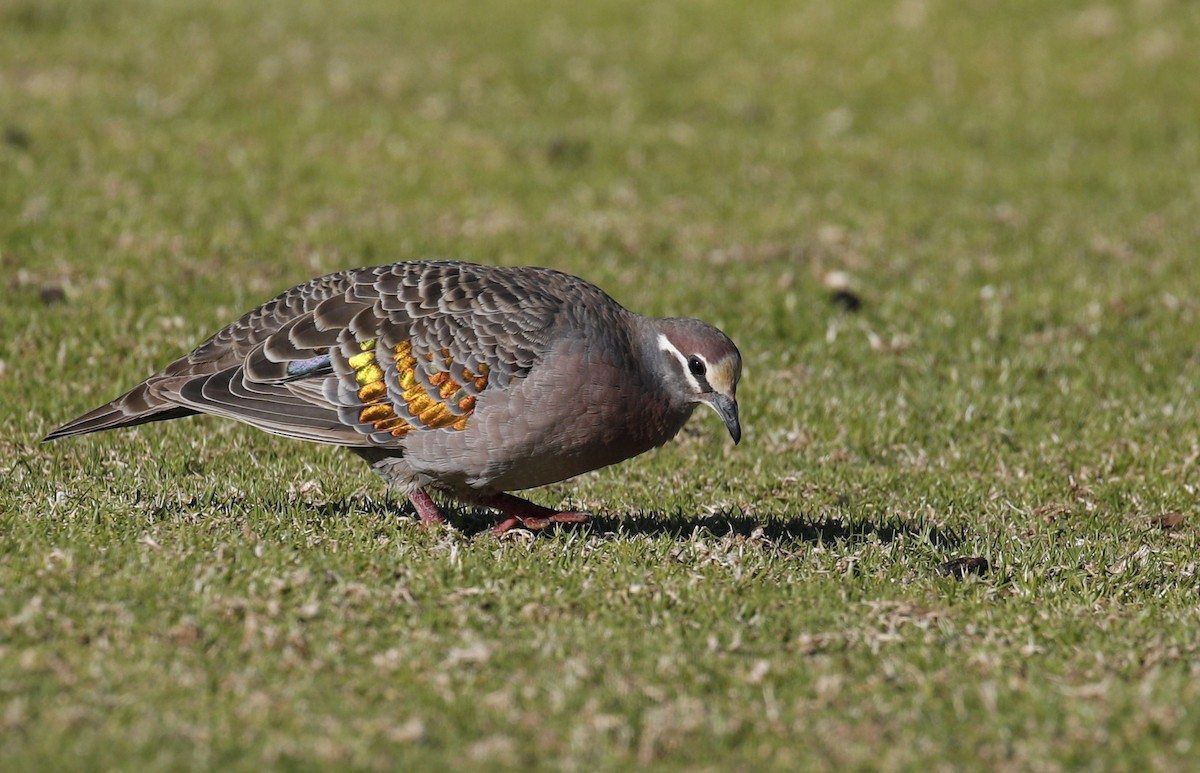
[3,0,1200,770]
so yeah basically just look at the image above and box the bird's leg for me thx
[481,493,590,535]
[408,488,447,527]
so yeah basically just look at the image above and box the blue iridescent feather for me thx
[286,353,332,378]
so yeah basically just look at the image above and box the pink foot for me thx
[481,493,590,536]
[408,488,447,527]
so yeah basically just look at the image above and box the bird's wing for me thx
[144,262,578,446]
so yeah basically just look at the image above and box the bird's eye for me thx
[687,356,707,377]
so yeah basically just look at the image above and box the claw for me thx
[482,493,591,535]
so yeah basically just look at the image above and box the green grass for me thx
[4,0,1200,769]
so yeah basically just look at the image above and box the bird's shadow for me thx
[186,491,964,552]
[444,503,965,550]
[595,511,961,549]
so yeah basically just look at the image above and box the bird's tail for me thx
[43,382,197,441]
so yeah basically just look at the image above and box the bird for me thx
[45,260,742,534]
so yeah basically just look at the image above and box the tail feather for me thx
[43,383,198,441]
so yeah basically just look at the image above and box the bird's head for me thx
[653,317,742,444]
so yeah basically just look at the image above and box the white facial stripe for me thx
[657,333,703,392]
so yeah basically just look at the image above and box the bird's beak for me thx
[705,393,741,445]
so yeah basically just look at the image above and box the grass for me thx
[3,0,1200,769]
